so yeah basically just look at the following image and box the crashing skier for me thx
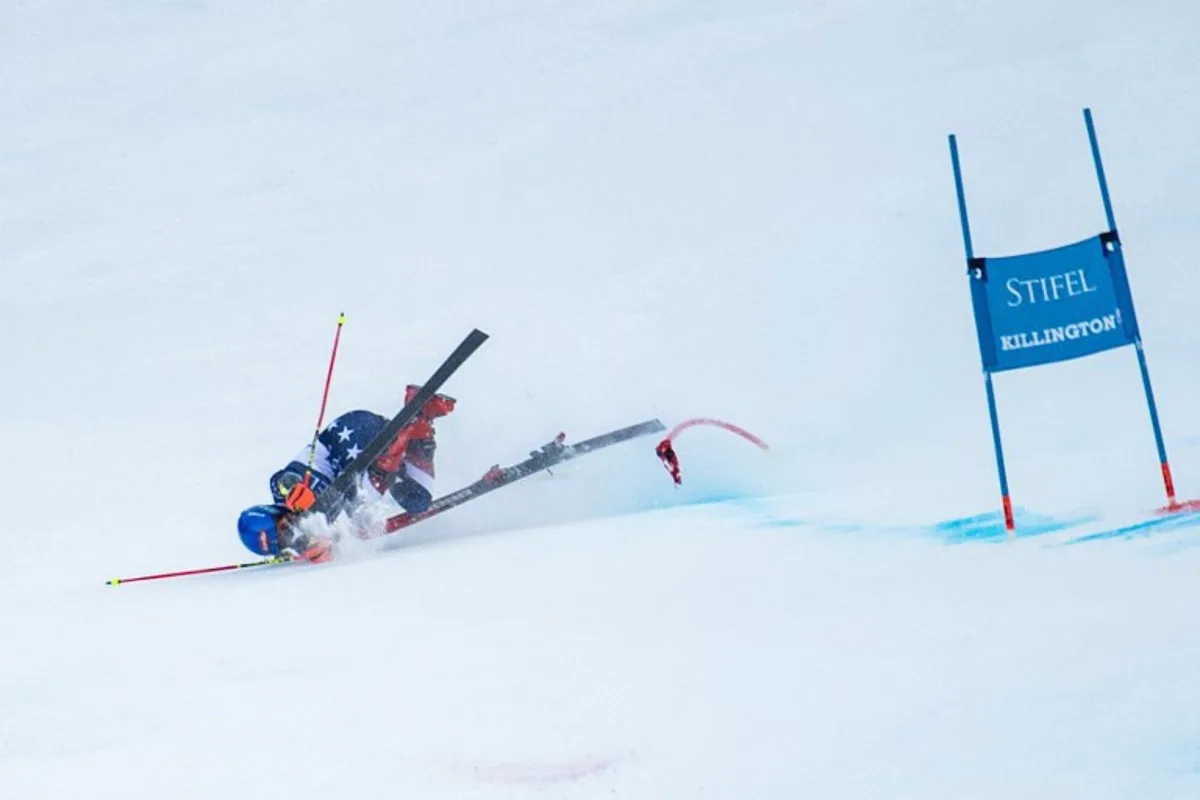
[107,327,674,588]
[236,387,456,563]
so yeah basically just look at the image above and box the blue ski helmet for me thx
[238,505,287,555]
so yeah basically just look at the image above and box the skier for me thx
[236,387,456,562]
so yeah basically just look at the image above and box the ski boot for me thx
[405,386,456,420]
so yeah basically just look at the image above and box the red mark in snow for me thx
[459,753,631,786]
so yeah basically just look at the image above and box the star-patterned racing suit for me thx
[269,388,455,561]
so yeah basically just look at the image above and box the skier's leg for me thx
[390,466,433,513]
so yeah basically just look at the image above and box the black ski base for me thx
[381,419,665,534]
[308,328,488,521]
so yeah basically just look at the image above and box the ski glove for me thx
[284,480,317,512]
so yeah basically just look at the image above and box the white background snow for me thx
[3,1,1200,797]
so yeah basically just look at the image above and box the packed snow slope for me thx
[3,1,1200,797]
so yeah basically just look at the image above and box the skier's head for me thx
[237,505,290,555]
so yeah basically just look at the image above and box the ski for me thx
[310,328,489,519]
[380,418,666,534]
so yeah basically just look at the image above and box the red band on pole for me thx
[1001,494,1015,532]
[1161,461,1177,507]
[1153,462,1200,514]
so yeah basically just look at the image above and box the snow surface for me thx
[3,1,1200,797]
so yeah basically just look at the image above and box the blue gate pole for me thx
[950,134,1015,531]
[1084,108,1119,232]
[1084,108,1177,506]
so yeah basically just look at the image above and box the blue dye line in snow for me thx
[930,509,1094,544]
[645,492,836,530]
[647,492,1200,548]
[1062,508,1200,546]
[695,495,863,532]
[678,491,753,508]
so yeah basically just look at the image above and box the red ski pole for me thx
[106,556,293,586]
[310,313,346,463]
[287,313,346,512]
[656,417,769,486]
